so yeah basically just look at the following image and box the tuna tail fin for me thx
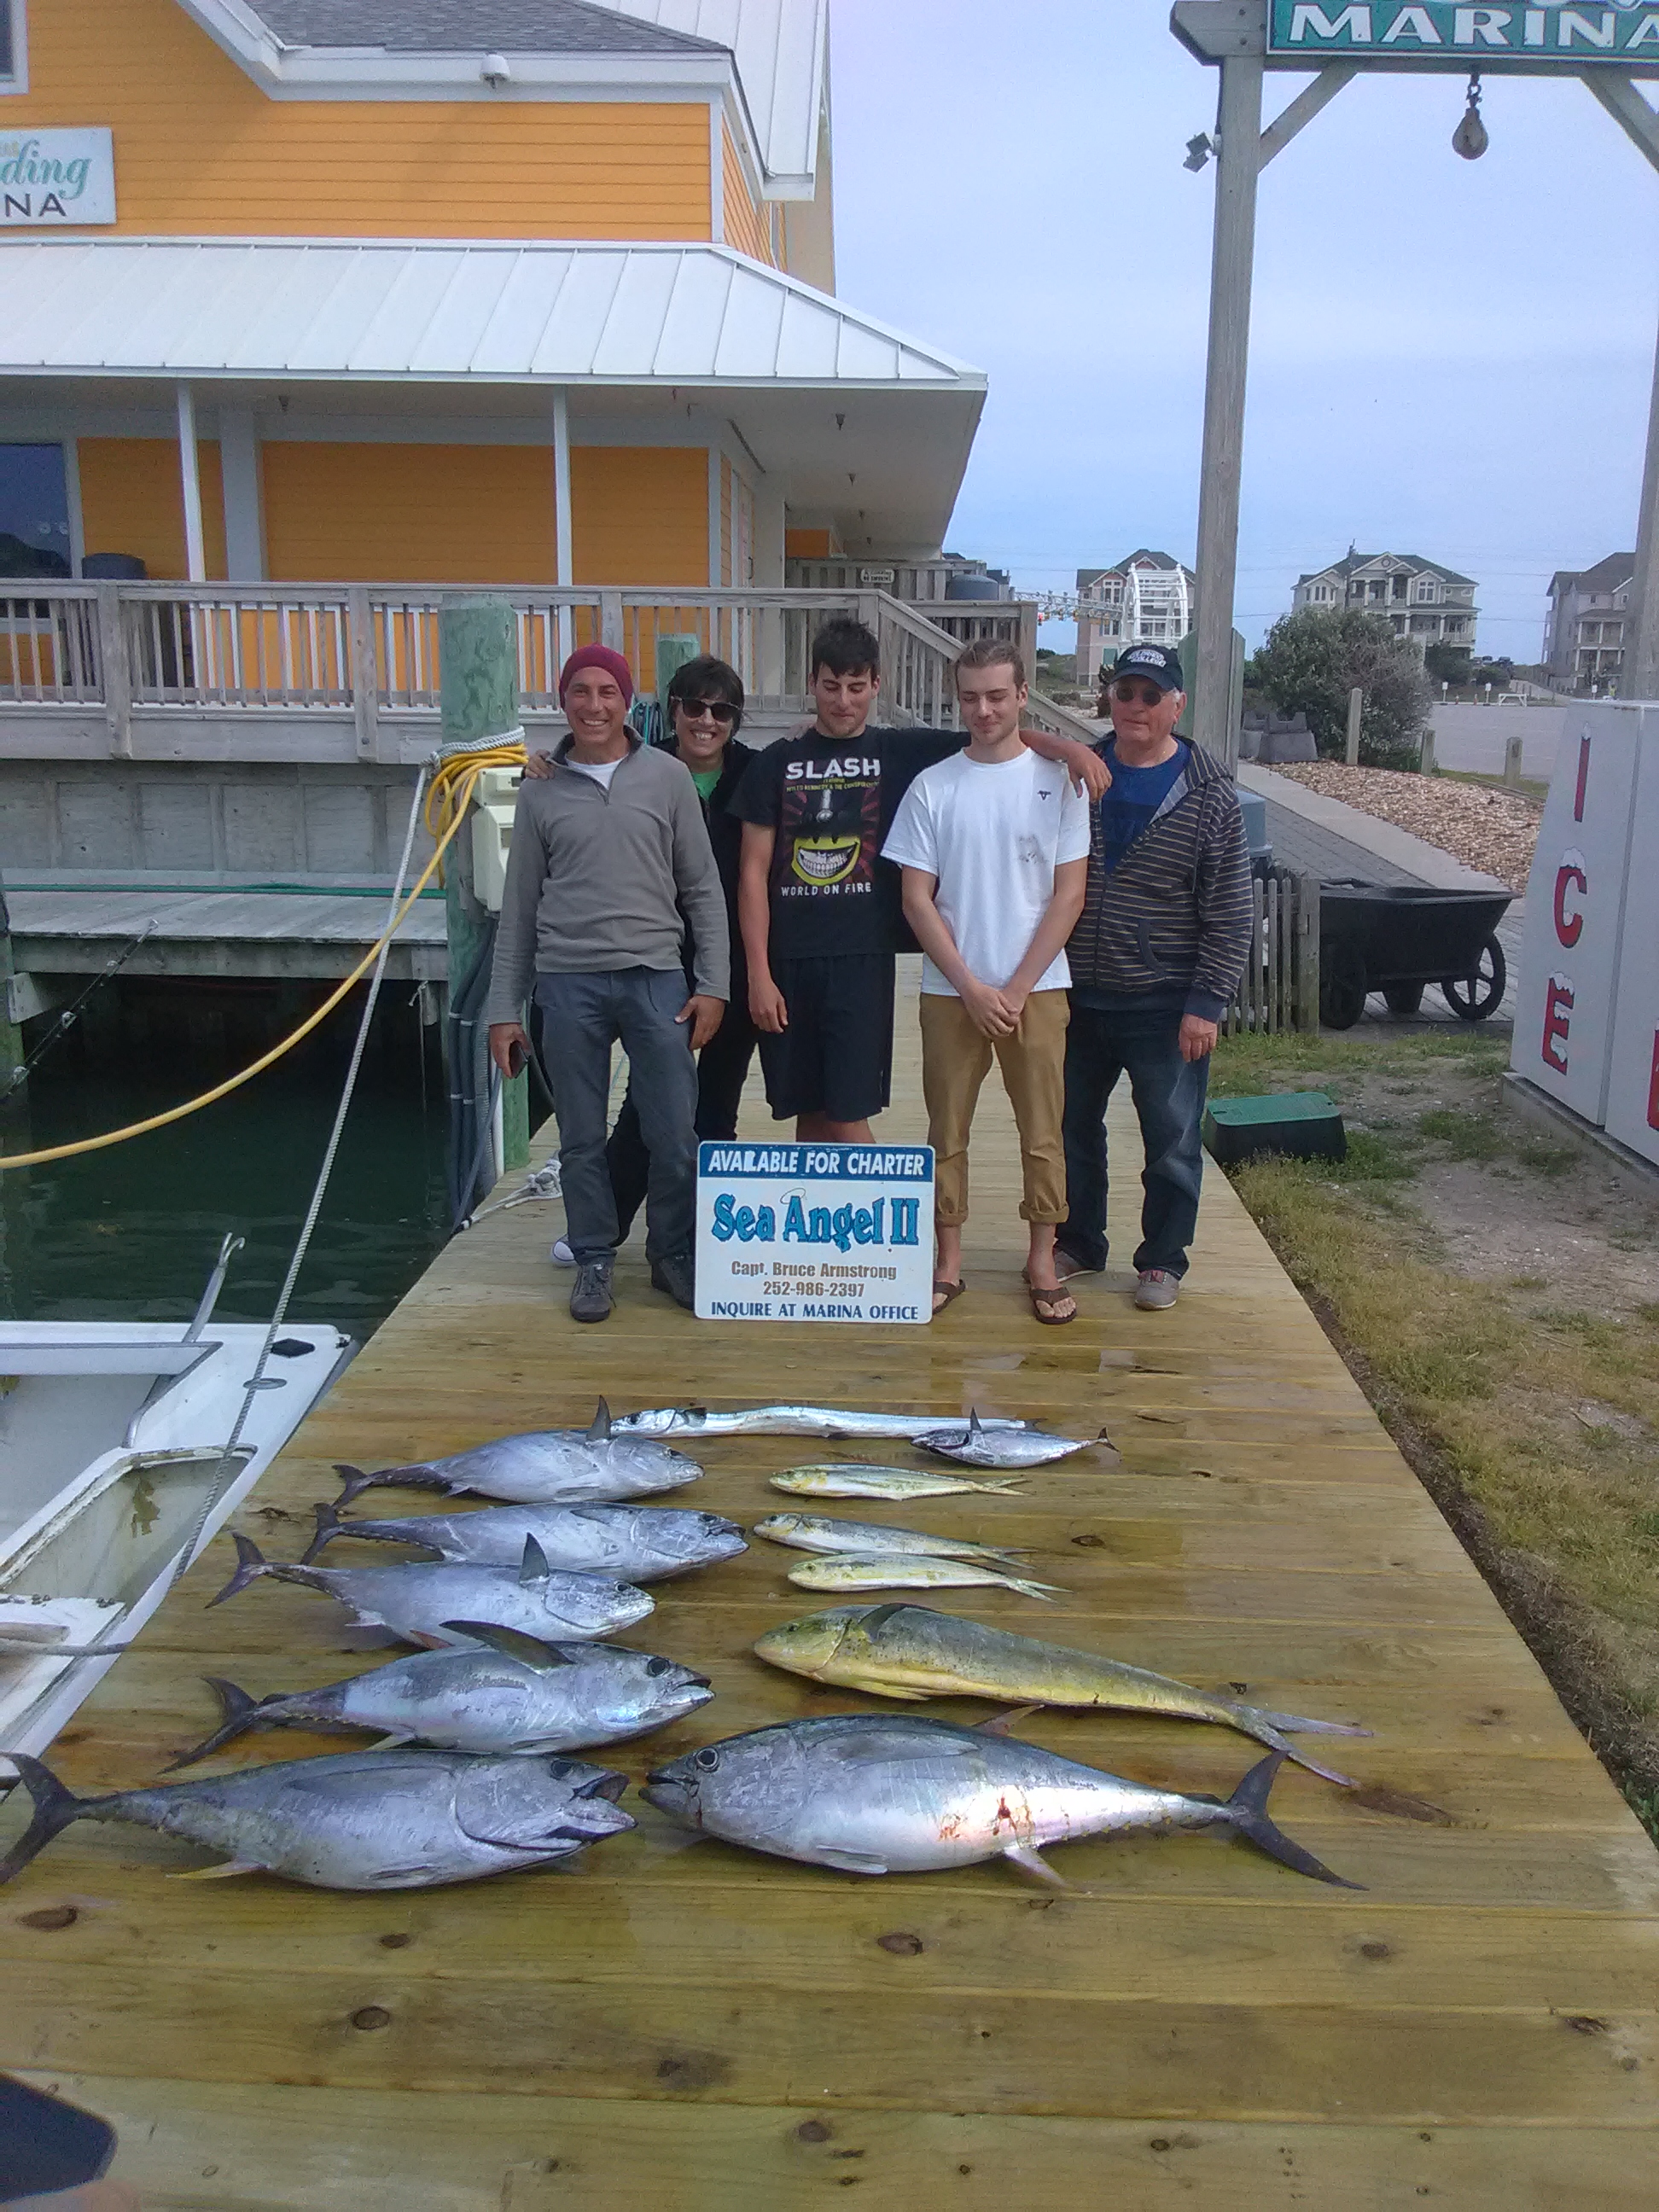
[1224,1751,1364,1889]
[333,1460,445,1507]
[302,1501,343,1566]
[206,1530,269,1609]
[166,1677,270,1770]
[0,1755,91,1884]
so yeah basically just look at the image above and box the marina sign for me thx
[695,1141,934,1324]
[1270,3,1659,61]
[0,130,115,225]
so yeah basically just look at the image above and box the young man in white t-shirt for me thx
[882,639,1093,1324]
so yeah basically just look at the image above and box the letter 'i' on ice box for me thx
[1542,978,1574,1075]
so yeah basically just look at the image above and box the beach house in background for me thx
[1543,555,1633,692]
[1074,550,1196,690]
[1292,552,1478,656]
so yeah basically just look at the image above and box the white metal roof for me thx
[0,239,981,389]
[589,0,827,188]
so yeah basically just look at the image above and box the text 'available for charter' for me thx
[695,1144,935,1324]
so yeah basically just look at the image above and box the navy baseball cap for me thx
[1110,643,1185,692]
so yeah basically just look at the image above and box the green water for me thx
[1,982,451,1338]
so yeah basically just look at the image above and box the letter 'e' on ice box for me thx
[695,1142,935,1324]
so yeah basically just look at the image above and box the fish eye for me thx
[645,1656,672,1677]
[693,1747,721,1772]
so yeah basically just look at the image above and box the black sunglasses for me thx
[1110,679,1168,707]
[675,697,739,724]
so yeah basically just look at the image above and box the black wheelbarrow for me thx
[1318,882,1513,1031]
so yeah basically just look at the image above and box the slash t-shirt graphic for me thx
[730,727,961,961]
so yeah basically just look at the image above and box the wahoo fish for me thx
[167,1626,713,1767]
[752,1605,1370,1786]
[643,1714,1357,1887]
[208,1531,654,1646]
[916,1408,1102,1468]
[608,1404,1035,1441]
[305,1499,746,1582]
[334,1400,701,1508]
[783,1557,1062,1602]
[754,1511,1028,1568]
[771,1467,1026,1501]
[0,1748,633,1891]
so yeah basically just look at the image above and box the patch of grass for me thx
[1441,766,1550,806]
[1212,1028,1510,1098]
[1415,1104,1580,1178]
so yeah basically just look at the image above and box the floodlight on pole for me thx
[1184,131,1216,172]
[1452,73,1488,160]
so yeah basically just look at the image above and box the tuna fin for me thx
[206,1530,269,1609]
[968,1408,984,1435]
[440,1620,575,1669]
[0,1755,92,1885]
[975,1705,1045,1737]
[301,1500,342,1566]
[1224,1752,1364,1889]
[1004,1575,1062,1600]
[586,1398,613,1443]
[366,1732,417,1750]
[519,1534,551,1586]
[165,1677,269,1770]
[334,1460,445,1506]
[815,1848,889,1875]
[169,1858,260,1881]
[1003,1842,1068,1889]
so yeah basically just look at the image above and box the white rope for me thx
[436,725,527,760]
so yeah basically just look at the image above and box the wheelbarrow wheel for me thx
[1441,934,1506,1022]
[1382,982,1424,1016]
[1319,943,1368,1031]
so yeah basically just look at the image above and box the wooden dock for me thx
[6,982,1658,2208]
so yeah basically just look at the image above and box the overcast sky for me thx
[830,0,1659,661]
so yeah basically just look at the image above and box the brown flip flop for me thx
[1027,1281,1077,1326]
[932,1279,965,1313]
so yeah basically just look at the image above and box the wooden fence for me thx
[1224,866,1320,1035]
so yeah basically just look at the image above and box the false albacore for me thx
[167,1625,713,1767]
[334,1400,701,1508]
[643,1714,1357,1888]
[753,1511,1029,1569]
[915,1409,1103,1468]
[771,1467,1027,1501]
[305,1499,746,1582]
[608,1405,1036,1441]
[0,1748,633,1890]
[207,1530,654,1646]
[752,1605,1370,1785]
[783,1557,1062,1602]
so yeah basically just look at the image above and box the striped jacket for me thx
[1066,738,1253,1022]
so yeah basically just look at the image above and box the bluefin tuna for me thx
[166,1625,713,1766]
[916,1408,1102,1468]
[752,1605,1370,1785]
[304,1499,746,1582]
[753,1511,1028,1569]
[0,1748,633,1890]
[643,1714,1356,1886]
[334,1400,701,1507]
[207,1531,654,1646]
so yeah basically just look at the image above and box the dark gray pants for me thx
[534,968,699,1266]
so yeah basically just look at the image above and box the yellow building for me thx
[0,0,984,625]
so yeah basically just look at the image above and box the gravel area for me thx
[1266,764,1540,893]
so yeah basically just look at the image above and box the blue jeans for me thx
[534,969,700,1266]
[1059,1004,1208,1279]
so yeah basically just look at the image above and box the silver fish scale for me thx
[313,1644,713,1754]
[609,1405,1034,1440]
[283,1559,654,1644]
[415,1433,701,1504]
[326,1505,745,1581]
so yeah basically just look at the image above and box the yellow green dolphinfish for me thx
[753,1511,1027,1567]
[782,1558,1062,1602]
[752,1604,1370,1785]
[770,1467,1026,1501]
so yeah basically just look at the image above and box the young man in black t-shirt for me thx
[731,620,1106,1141]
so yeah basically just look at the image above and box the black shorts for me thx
[759,952,895,1122]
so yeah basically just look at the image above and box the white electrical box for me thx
[469,765,522,913]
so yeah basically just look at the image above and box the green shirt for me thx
[690,766,721,800]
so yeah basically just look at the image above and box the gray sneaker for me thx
[1134,1269,1179,1311]
[570,1259,614,1324]
[649,1253,696,1311]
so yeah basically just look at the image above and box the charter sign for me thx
[1271,3,1659,59]
[695,1142,934,1324]
[1,131,116,226]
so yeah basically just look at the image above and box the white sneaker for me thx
[550,1237,575,1267]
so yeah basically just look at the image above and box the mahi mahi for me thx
[208,1531,654,1646]
[784,1557,1062,1602]
[771,1467,1026,1501]
[753,1511,1028,1568]
[166,1624,713,1767]
[305,1499,746,1582]
[0,1748,633,1890]
[333,1400,701,1508]
[643,1714,1357,1887]
[752,1604,1370,1786]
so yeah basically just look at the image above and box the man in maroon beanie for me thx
[486,645,728,1323]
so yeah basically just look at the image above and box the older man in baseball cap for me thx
[486,646,729,1323]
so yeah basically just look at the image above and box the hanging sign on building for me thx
[0,130,116,226]
[695,1141,934,1324]
[1271,5,1659,63]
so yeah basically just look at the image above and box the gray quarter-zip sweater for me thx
[483,736,730,1024]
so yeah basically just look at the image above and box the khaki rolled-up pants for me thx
[919,987,1069,1226]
